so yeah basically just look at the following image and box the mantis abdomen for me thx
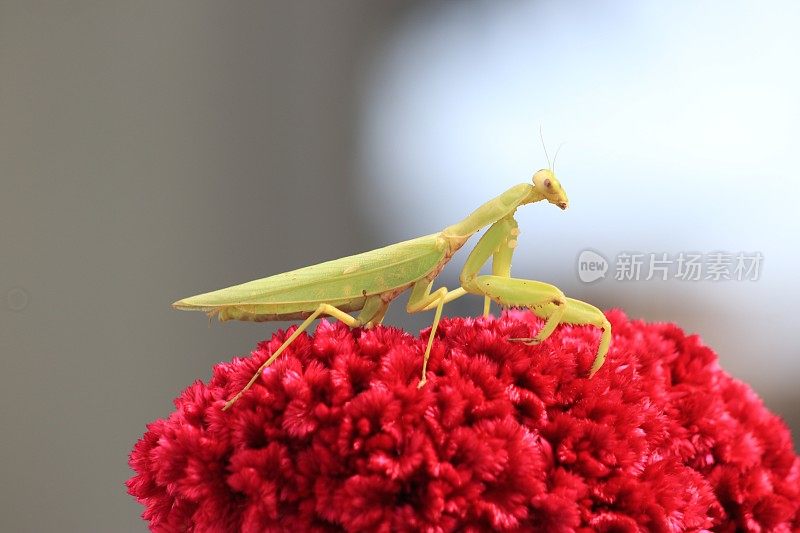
[173,233,448,321]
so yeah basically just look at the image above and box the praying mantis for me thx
[174,169,611,410]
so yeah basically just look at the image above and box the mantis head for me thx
[532,169,569,210]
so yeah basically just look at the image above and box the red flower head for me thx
[128,310,800,531]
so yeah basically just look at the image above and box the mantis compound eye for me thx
[544,178,553,190]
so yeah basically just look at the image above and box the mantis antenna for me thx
[552,142,565,173]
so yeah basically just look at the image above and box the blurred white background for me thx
[1,1,798,531]
[358,0,800,395]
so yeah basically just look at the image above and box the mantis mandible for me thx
[174,169,611,410]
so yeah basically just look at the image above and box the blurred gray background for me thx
[1,1,798,531]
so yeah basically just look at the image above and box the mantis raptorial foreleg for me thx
[459,215,610,375]
[457,216,520,317]
[460,215,568,339]
[460,215,520,293]
[560,297,611,376]
[484,281,611,376]
[222,297,383,410]
[476,274,567,338]
[486,217,517,317]
[510,298,610,375]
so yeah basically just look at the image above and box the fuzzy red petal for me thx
[128,310,800,531]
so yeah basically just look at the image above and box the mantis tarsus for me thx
[174,169,611,410]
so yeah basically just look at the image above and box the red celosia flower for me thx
[128,310,800,532]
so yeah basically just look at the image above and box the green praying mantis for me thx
[174,169,611,411]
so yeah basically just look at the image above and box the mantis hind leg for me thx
[223,298,381,411]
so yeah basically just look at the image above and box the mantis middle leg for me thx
[223,296,385,410]
[407,279,468,387]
